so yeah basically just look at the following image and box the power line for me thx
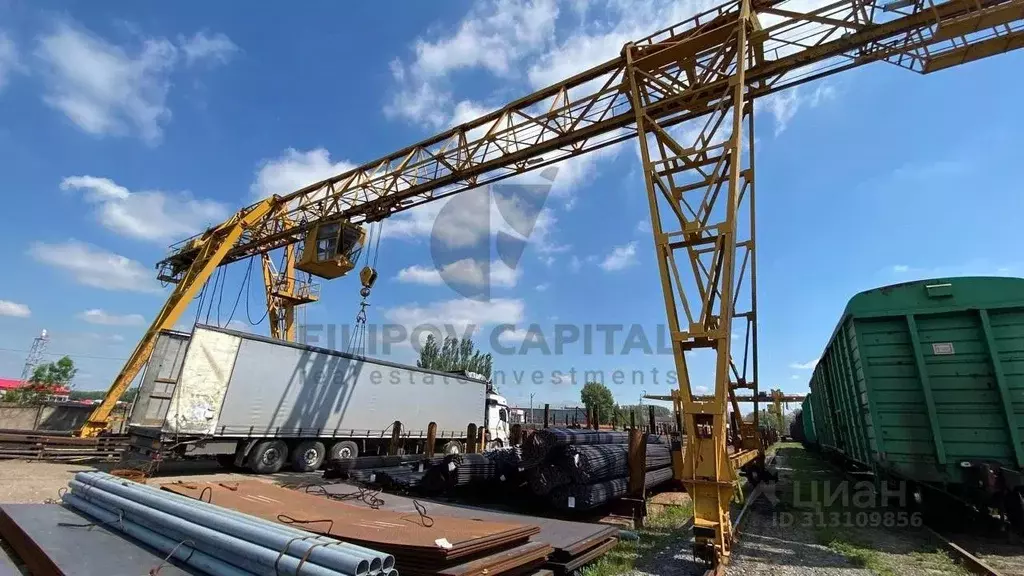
[0,347,128,362]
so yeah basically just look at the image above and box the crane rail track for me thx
[702,453,775,576]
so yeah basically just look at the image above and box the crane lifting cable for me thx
[347,221,383,356]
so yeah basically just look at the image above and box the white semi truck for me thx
[126,325,512,473]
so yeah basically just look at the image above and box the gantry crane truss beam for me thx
[85,0,1023,568]
[645,393,806,402]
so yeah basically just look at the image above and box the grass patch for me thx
[785,446,969,576]
[577,500,694,576]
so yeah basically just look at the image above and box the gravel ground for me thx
[727,446,968,576]
[0,459,318,503]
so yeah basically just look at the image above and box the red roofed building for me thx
[0,377,70,402]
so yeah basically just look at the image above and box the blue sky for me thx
[0,0,1021,413]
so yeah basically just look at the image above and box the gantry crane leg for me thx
[625,0,760,565]
[263,246,297,342]
[78,199,277,437]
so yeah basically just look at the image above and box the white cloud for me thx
[635,220,651,234]
[177,31,238,66]
[396,265,443,286]
[536,283,549,292]
[789,359,819,370]
[759,82,836,136]
[34,21,235,143]
[251,148,356,200]
[892,264,910,273]
[791,375,800,380]
[28,240,162,293]
[395,258,520,288]
[0,31,22,92]
[569,255,582,273]
[386,0,559,127]
[61,175,228,243]
[35,21,178,143]
[600,241,638,271]
[383,297,525,343]
[78,309,145,326]
[526,0,719,90]
[761,90,800,136]
[450,100,495,127]
[694,385,710,395]
[0,300,31,318]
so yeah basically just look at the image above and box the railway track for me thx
[817,457,1023,576]
[926,526,1024,576]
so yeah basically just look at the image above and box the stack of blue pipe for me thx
[62,471,396,576]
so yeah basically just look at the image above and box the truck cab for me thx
[485,392,512,448]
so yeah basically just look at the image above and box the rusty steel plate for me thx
[439,541,551,576]
[305,481,619,560]
[162,480,538,561]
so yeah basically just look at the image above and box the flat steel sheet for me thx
[547,536,618,573]
[0,543,20,576]
[0,504,194,576]
[307,481,618,559]
[161,480,538,561]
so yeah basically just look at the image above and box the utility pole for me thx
[529,392,535,424]
[20,329,49,384]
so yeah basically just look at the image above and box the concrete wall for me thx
[0,403,128,433]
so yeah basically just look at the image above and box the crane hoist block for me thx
[296,219,365,279]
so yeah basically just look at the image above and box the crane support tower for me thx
[19,329,49,384]
[81,0,1023,567]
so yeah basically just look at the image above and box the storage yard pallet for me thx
[0,432,128,461]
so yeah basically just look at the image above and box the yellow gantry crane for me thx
[80,0,1023,567]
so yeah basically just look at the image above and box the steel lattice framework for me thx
[84,0,1023,566]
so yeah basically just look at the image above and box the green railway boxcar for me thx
[807,276,1024,522]
[801,395,818,447]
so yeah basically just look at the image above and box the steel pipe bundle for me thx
[548,466,674,511]
[556,443,672,484]
[521,428,665,466]
[63,471,393,576]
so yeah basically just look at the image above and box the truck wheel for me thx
[248,440,288,474]
[330,440,359,461]
[442,441,464,455]
[292,441,326,472]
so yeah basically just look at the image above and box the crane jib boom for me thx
[86,0,1023,569]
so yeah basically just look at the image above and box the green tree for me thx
[580,381,615,425]
[612,403,671,426]
[417,335,493,379]
[5,357,77,404]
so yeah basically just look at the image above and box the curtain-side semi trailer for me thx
[125,325,511,473]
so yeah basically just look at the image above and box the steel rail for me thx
[922,527,1005,576]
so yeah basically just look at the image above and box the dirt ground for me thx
[0,459,314,503]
